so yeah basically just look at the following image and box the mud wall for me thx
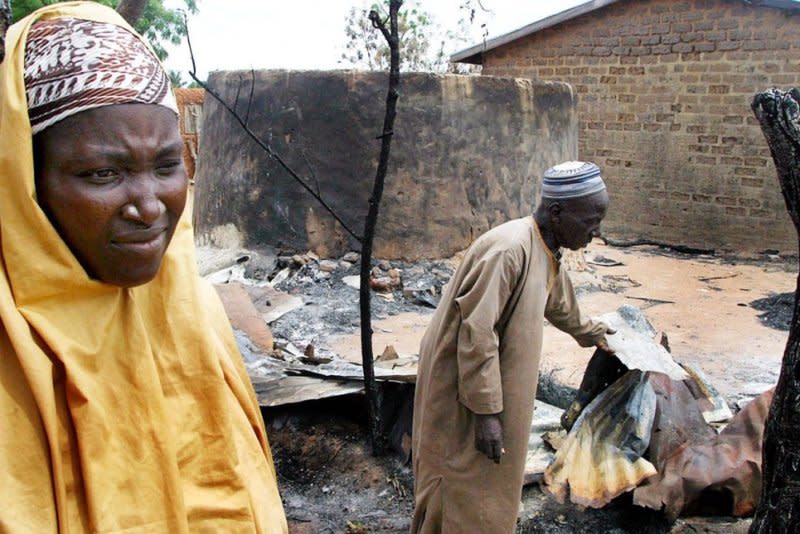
[480,0,799,254]
[193,71,576,260]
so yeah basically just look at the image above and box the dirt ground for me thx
[329,242,795,404]
[263,241,796,533]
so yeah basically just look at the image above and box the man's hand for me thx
[596,327,617,353]
[474,413,504,464]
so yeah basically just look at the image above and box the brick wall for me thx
[174,88,204,181]
[481,0,800,254]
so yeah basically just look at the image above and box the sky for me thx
[163,0,586,79]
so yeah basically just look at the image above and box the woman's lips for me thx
[111,228,167,255]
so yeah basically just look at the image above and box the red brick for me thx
[734,166,758,176]
[726,206,747,216]
[741,177,765,187]
[744,157,768,167]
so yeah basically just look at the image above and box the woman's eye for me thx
[156,160,183,176]
[78,169,119,183]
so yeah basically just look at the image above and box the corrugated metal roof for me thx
[451,0,800,65]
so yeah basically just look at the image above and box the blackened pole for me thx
[360,0,402,455]
[750,88,800,533]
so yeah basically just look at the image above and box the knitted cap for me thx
[542,161,606,200]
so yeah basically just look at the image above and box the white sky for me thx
[163,0,586,79]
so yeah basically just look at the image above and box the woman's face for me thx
[34,103,188,287]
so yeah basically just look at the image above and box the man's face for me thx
[34,103,188,287]
[550,190,609,251]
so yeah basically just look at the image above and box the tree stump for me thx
[750,88,800,533]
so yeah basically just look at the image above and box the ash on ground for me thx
[750,292,794,331]
[266,252,454,359]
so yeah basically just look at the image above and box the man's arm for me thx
[545,266,614,350]
[454,248,522,462]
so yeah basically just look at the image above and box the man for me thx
[0,4,286,531]
[411,161,614,533]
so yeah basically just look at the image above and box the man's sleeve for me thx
[545,265,608,347]
[453,248,521,415]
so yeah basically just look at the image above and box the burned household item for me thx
[543,306,772,521]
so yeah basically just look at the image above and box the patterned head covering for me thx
[24,17,177,135]
[542,161,606,200]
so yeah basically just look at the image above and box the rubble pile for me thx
[267,250,454,358]
[199,243,785,531]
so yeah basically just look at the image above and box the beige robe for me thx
[411,217,607,533]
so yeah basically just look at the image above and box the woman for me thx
[0,3,287,532]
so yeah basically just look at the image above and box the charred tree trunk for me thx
[750,88,800,532]
[359,0,402,456]
[116,0,147,26]
[0,0,11,65]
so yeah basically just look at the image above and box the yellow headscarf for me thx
[0,3,287,532]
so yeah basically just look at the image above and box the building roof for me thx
[451,0,800,65]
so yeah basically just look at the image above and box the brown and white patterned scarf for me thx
[24,17,177,134]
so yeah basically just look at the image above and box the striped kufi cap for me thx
[541,161,606,200]
[24,17,177,135]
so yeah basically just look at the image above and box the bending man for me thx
[411,161,614,533]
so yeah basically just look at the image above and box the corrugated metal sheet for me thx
[544,370,658,508]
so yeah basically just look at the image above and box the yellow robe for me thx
[0,3,286,532]
[411,217,606,533]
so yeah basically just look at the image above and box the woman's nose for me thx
[121,178,165,225]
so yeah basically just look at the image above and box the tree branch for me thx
[368,9,392,42]
[182,14,362,244]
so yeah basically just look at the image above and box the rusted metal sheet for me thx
[634,385,774,520]
[215,282,275,351]
[544,370,658,508]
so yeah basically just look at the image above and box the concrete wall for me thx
[481,0,800,254]
[193,71,577,260]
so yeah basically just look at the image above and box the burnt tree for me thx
[359,0,402,455]
[750,88,800,532]
[1,0,10,64]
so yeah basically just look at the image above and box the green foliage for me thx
[340,0,477,73]
[11,0,198,60]
[167,69,184,88]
